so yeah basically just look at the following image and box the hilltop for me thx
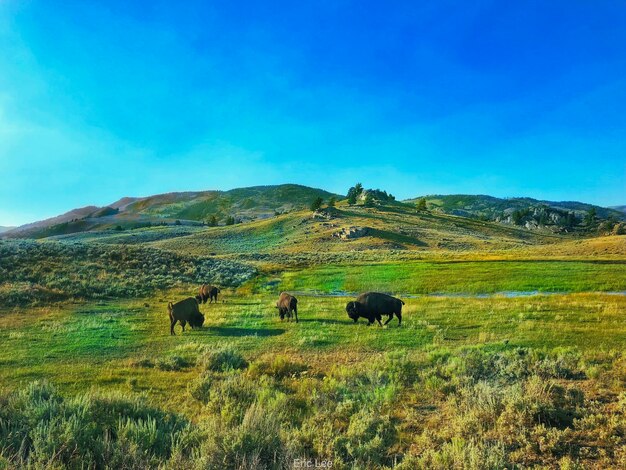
[3,184,340,239]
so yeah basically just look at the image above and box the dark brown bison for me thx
[168,297,205,335]
[346,292,404,326]
[198,284,220,304]
[276,292,298,323]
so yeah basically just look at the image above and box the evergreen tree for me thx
[310,197,324,211]
[225,216,235,226]
[584,207,597,227]
[415,198,427,212]
[208,215,218,227]
[363,193,375,207]
[347,189,357,205]
[328,197,336,207]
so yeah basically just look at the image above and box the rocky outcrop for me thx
[312,207,341,220]
[333,226,370,240]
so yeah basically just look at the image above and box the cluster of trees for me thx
[310,196,337,211]
[309,182,369,211]
[347,183,364,205]
[510,206,580,228]
[508,205,610,231]
[345,183,395,207]
[307,183,426,212]
[203,215,237,226]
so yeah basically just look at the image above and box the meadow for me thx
[1,287,625,468]
[1,217,625,468]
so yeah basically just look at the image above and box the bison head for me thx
[189,313,205,329]
[346,301,360,322]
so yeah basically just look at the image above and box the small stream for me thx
[284,290,626,299]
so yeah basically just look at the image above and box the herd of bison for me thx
[168,284,404,335]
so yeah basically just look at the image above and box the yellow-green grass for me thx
[2,292,624,401]
[150,204,563,257]
[2,291,625,468]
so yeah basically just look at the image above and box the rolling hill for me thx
[3,184,340,239]
[405,194,625,232]
[3,184,622,244]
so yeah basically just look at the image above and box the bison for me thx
[168,297,205,335]
[198,284,220,304]
[276,292,298,323]
[346,292,404,326]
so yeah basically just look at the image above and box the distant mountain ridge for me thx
[3,185,623,239]
[4,184,340,238]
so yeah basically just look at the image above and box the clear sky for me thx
[1,1,625,226]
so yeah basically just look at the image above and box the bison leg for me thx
[293,306,298,323]
[397,311,402,326]
[384,314,393,325]
[376,316,383,327]
[180,319,187,332]
[170,319,177,335]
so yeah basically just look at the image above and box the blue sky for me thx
[1,0,625,226]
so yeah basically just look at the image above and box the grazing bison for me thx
[198,284,220,304]
[168,297,205,335]
[276,292,298,323]
[346,292,404,326]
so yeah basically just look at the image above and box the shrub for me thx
[0,381,197,468]
[156,355,193,371]
[202,347,249,372]
[196,401,292,469]
[0,239,256,306]
[188,373,212,404]
[248,355,308,379]
[332,408,396,467]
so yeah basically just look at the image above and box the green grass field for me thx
[270,260,626,295]
[1,285,625,468]
[1,214,626,467]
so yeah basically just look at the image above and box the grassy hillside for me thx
[406,194,625,234]
[149,203,563,258]
[4,184,341,239]
[408,194,625,219]
[6,184,623,241]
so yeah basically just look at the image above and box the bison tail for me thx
[401,300,405,305]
